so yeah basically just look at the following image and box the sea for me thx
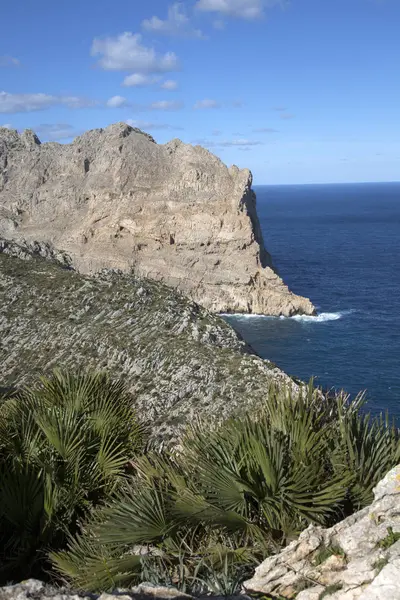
[222,182,400,418]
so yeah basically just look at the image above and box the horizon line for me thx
[254,180,400,187]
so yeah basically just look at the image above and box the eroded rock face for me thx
[244,464,400,599]
[0,123,315,316]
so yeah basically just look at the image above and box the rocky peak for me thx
[20,128,41,149]
[0,236,73,268]
[0,123,315,316]
[91,122,157,144]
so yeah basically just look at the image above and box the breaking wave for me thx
[221,310,355,323]
[290,311,346,323]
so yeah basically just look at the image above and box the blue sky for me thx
[1,0,399,184]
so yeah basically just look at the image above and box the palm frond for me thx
[0,370,144,582]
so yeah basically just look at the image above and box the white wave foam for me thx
[221,310,354,323]
[291,309,355,323]
[291,312,343,323]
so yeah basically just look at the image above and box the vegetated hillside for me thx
[0,238,295,443]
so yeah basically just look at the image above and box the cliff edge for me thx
[0,123,315,316]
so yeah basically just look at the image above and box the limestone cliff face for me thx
[0,123,315,316]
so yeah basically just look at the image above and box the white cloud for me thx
[1,123,12,129]
[212,129,222,135]
[195,0,282,19]
[280,113,295,120]
[191,138,216,147]
[33,123,81,141]
[142,3,205,38]
[150,100,183,111]
[106,95,128,108]
[123,73,159,87]
[91,32,179,73]
[126,119,183,131]
[194,98,220,109]
[0,91,95,114]
[253,127,279,132]
[191,137,262,149]
[0,55,20,67]
[219,139,263,147]
[62,96,96,109]
[161,79,178,90]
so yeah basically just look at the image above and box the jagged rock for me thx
[244,464,400,599]
[0,237,73,268]
[0,580,249,600]
[0,238,298,444]
[0,123,315,317]
[0,581,191,600]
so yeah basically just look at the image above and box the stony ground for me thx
[0,238,296,444]
[244,464,400,600]
[0,580,244,600]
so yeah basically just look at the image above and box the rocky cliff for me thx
[0,238,297,444]
[0,123,314,317]
[244,464,400,599]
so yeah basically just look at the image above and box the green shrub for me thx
[0,371,144,583]
[312,545,346,566]
[51,382,400,591]
[373,555,389,573]
[377,527,400,549]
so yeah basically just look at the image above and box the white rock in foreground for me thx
[0,581,246,600]
[0,123,315,317]
[244,465,400,599]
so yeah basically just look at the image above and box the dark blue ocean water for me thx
[223,182,400,417]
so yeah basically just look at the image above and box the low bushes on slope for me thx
[0,371,144,583]
[50,382,400,593]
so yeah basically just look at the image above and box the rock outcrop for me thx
[244,464,400,599]
[0,238,298,444]
[0,581,243,600]
[0,123,315,317]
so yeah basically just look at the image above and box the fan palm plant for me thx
[52,382,400,592]
[330,392,400,510]
[0,370,143,582]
